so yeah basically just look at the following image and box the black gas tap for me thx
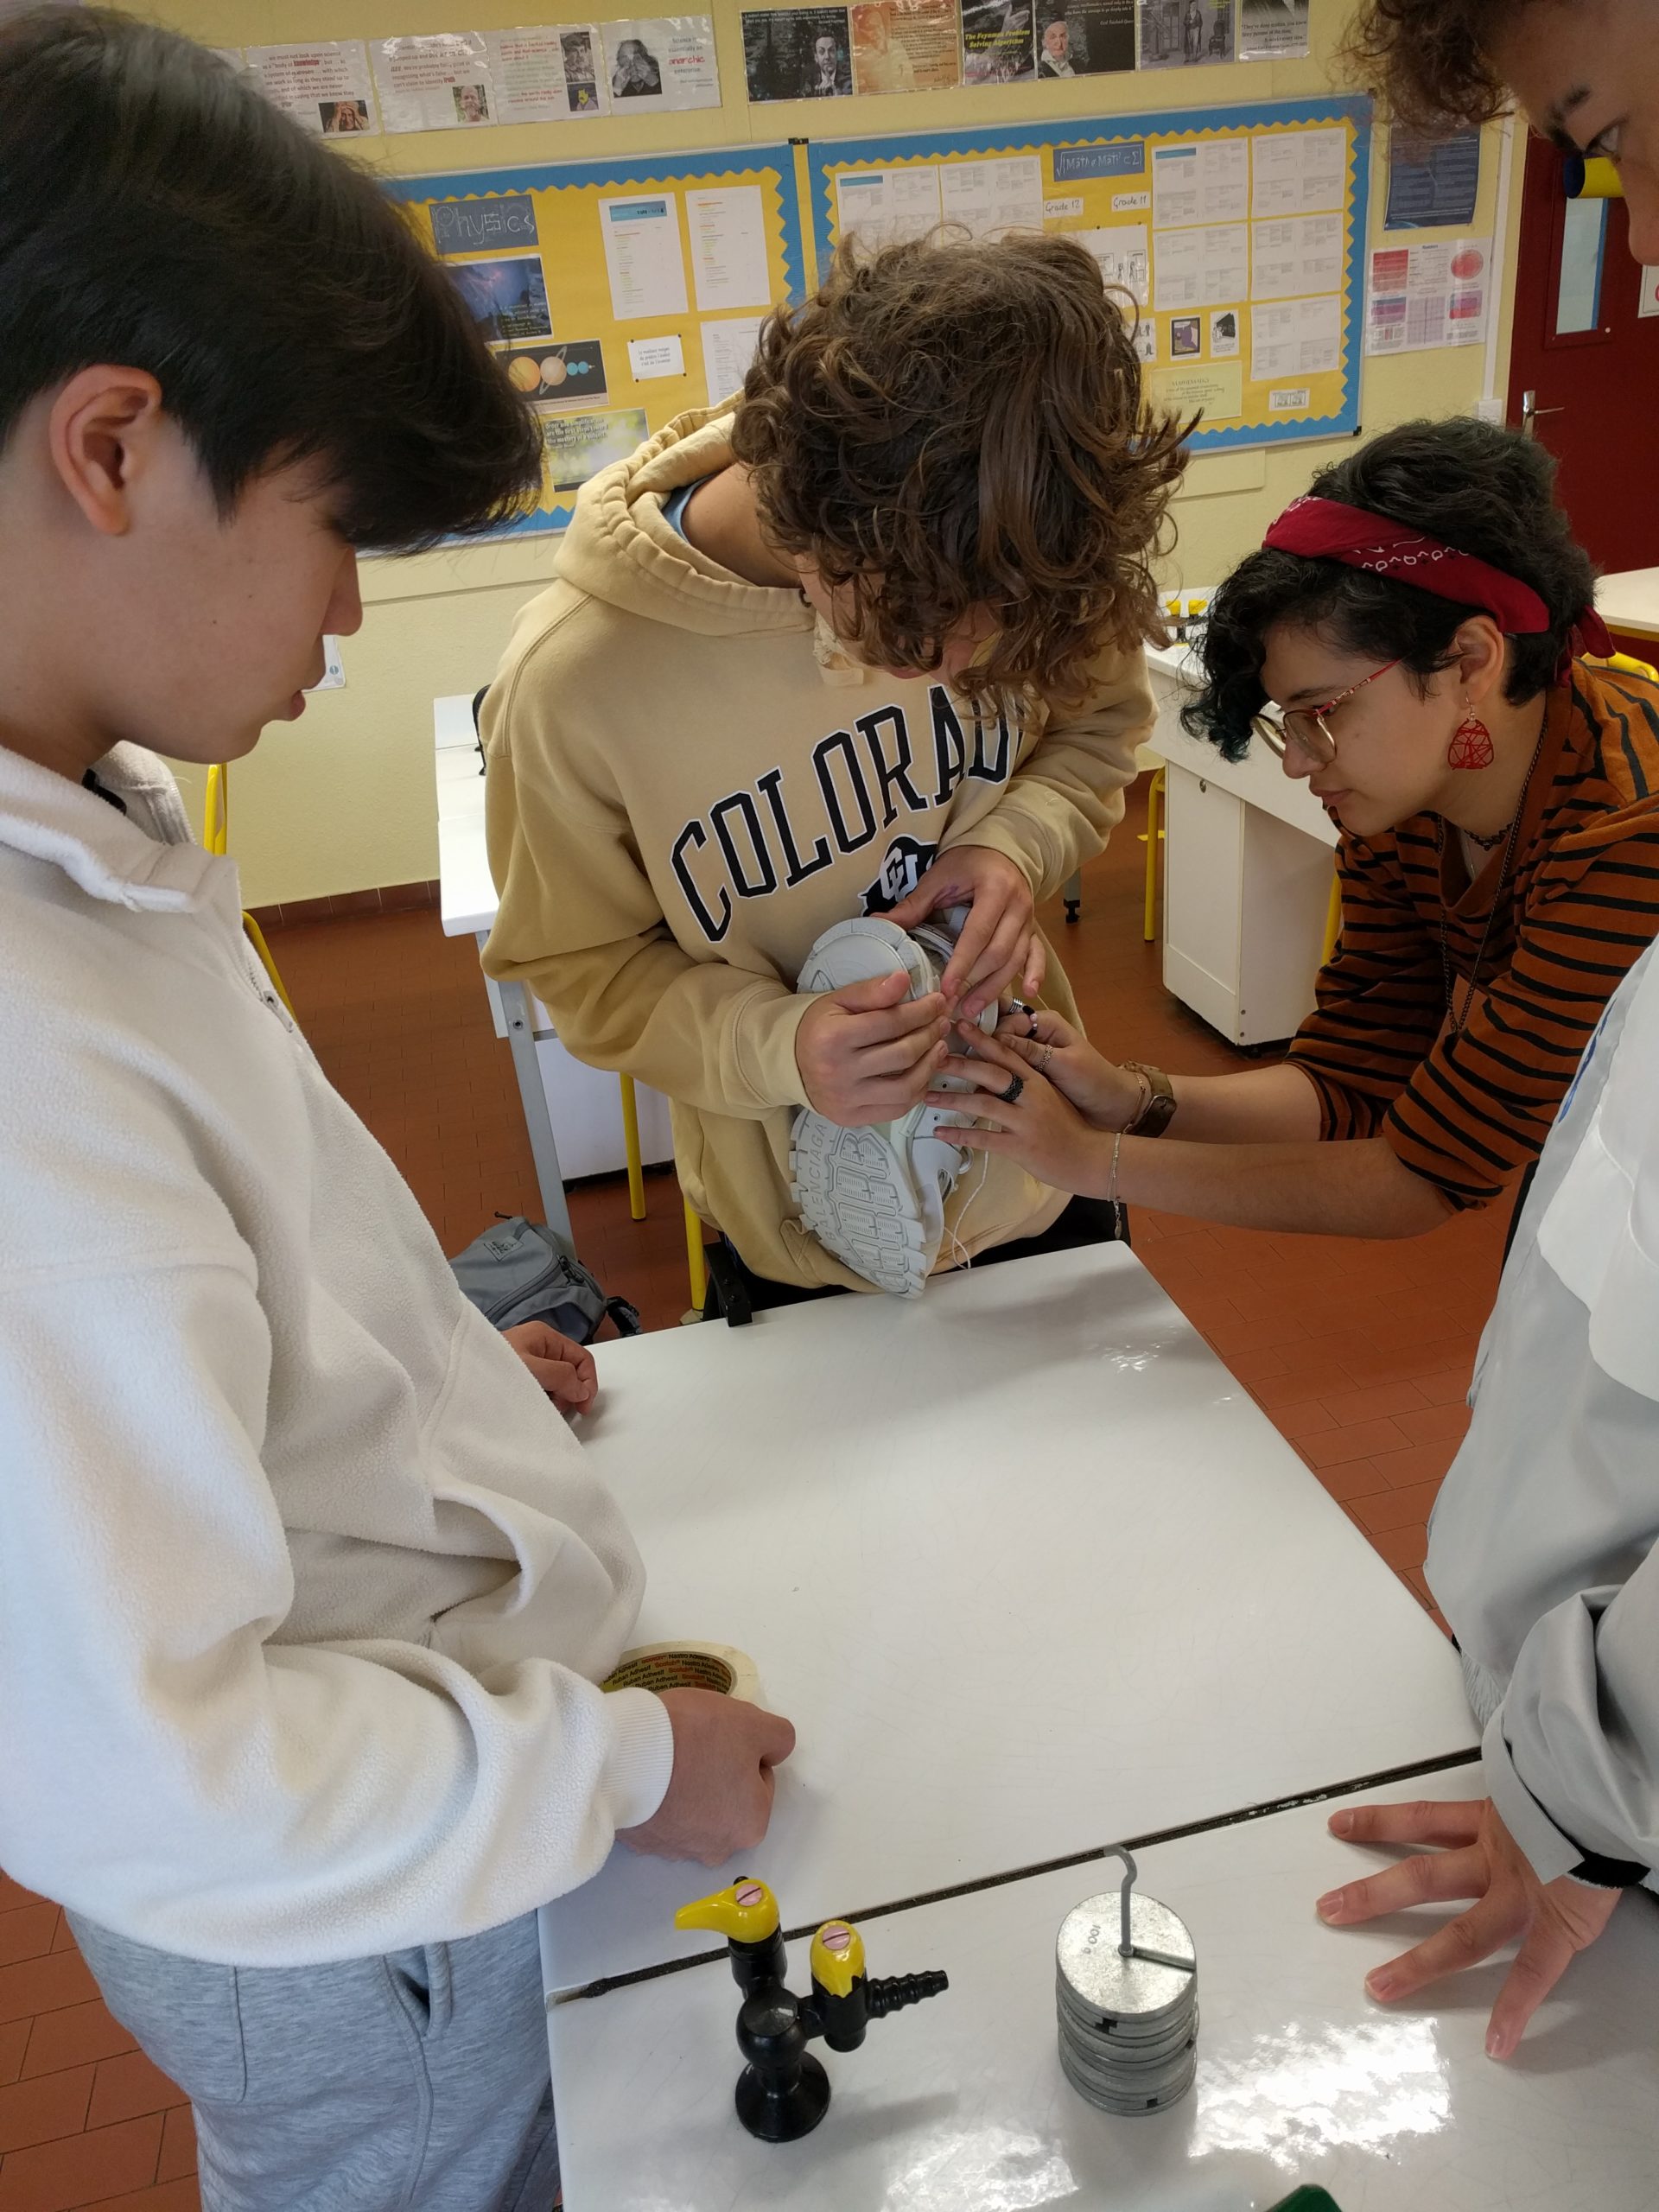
[675,1878,949,2142]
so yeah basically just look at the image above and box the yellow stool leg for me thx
[242,913,296,1019]
[1321,870,1343,965]
[684,1198,708,1315]
[1142,767,1165,944]
[620,1075,646,1221]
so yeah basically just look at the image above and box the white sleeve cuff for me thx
[1482,1704,1582,1885]
[601,1685,676,1831]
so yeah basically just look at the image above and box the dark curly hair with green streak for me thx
[731,233,1193,709]
[1183,418,1597,764]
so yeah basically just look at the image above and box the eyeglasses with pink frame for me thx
[1252,658,1402,766]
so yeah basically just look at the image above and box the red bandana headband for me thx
[1262,495,1612,666]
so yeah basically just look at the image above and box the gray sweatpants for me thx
[66,1909,559,2212]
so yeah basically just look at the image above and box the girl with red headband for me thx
[931,416,1659,1243]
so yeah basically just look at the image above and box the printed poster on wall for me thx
[601,16,721,108]
[835,164,944,249]
[600,193,690,319]
[500,339,608,406]
[447,252,553,342]
[685,185,773,309]
[1238,0,1310,61]
[962,0,1035,84]
[1384,127,1481,229]
[1365,237,1491,353]
[702,315,766,402]
[372,29,610,129]
[246,41,378,136]
[1035,0,1135,78]
[743,7,854,99]
[1137,0,1233,69]
[849,0,960,93]
[543,408,650,493]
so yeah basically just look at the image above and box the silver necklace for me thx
[1434,702,1550,1036]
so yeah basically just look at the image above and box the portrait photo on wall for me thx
[742,6,853,98]
[320,98,372,130]
[1036,0,1134,76]
[962,0,1035,83]
[561,28,601,108]
[452,80,491,122]
[610,34,664,93]
[1138,0,1234,67]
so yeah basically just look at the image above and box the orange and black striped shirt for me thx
[1288,663,1659,1209]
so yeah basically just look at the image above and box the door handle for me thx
[1521,389,1566,438]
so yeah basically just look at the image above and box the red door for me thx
[1506,133,1659,574]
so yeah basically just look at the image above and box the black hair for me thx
[1183,417,1597,762]
[0,10,544,549]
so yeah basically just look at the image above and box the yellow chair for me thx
[1322,869,1343,965]
[1588,651,1659,683]
[1141,766,1166,944]
[684,1197,709,1316]
[202,763,296,1018]
[619,1075,646,1223]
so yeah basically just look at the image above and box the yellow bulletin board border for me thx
[807,95,1373,451]
[386,143,807,537]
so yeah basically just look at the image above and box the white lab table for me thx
[434,694,674,1243]
[550,1763,1659,2210]
[1144,645,1338,1049]
[542,1245,1475,1995]
[1596,569,1659,645]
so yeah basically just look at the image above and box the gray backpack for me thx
[450,1215,641,1344]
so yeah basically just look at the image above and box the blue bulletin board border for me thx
[806,95,1374,454]
[385,141,808,304]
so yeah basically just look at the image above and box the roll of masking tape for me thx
[601,1641,763,1707]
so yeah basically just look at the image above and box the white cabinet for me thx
[1146,645,1338,1049]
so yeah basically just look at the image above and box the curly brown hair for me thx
[1342,0,1514,130]
[729,234,1192,708]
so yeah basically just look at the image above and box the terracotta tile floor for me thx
[0,772,1507,2206]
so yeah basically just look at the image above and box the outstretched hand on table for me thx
[1317,1795,1621,2059]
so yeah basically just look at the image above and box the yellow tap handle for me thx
[674,1877,780,1943]
[810,1920,867,1997]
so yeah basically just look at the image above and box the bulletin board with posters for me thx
[806,93,1371,451]
[386,143,808,536]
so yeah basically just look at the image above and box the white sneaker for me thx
[789,917,995,1299]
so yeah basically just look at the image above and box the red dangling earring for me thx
[1448,711,1496,770]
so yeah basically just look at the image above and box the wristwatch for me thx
[1122,1060,1178,1138]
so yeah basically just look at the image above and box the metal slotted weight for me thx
[1056,1848,1198,2115]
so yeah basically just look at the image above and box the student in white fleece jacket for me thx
[1298,0,1659,2069]
[0,18,790,2209]
[1311,943,1659,2060]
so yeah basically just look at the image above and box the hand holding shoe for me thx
[991,1010,1143,1130]
[795,971,949,1126]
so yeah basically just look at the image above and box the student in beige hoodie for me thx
[484,236,1188,1303]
